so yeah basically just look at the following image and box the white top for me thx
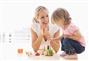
[31,21,60,50]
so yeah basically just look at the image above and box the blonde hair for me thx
[33,6,48,23]
[51,8,71,25]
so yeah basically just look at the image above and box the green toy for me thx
[44,45,54,56]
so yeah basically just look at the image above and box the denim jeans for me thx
[61,37,85,54]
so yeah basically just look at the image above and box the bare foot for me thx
[60,51,67,57]
[64,54,78,60]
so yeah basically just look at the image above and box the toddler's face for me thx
[55,19,64,28]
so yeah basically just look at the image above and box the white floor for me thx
[0,31,88,61]
[0,40,88,61]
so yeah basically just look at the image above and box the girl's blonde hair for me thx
[33,6,48,23]
[51,8,71,25]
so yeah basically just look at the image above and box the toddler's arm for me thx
[65,30,82,41]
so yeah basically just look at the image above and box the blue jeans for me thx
[61,37,85,54]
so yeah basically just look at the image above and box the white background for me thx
[0,0,89,61]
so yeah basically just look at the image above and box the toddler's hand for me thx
[64,35,71,38]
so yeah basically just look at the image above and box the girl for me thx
[31,6,60,54]
[51,8,85,56]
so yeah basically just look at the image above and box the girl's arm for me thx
[66,30,82,41]
[50,30,60,53]
[31,28,43,52]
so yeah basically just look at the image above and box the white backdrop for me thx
[0,0,89,61]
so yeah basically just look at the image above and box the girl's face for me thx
[55,19,64,28]
[37,10,49,27]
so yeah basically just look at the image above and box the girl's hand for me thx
[40,23,48,36]
[47,37,60,42]
[42,25,51,39]
[43,31,51,41]
[64,34,71,38]
[64,35,69,38]
[40,23,52,41]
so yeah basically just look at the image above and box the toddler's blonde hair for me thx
[51,8,71,25]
